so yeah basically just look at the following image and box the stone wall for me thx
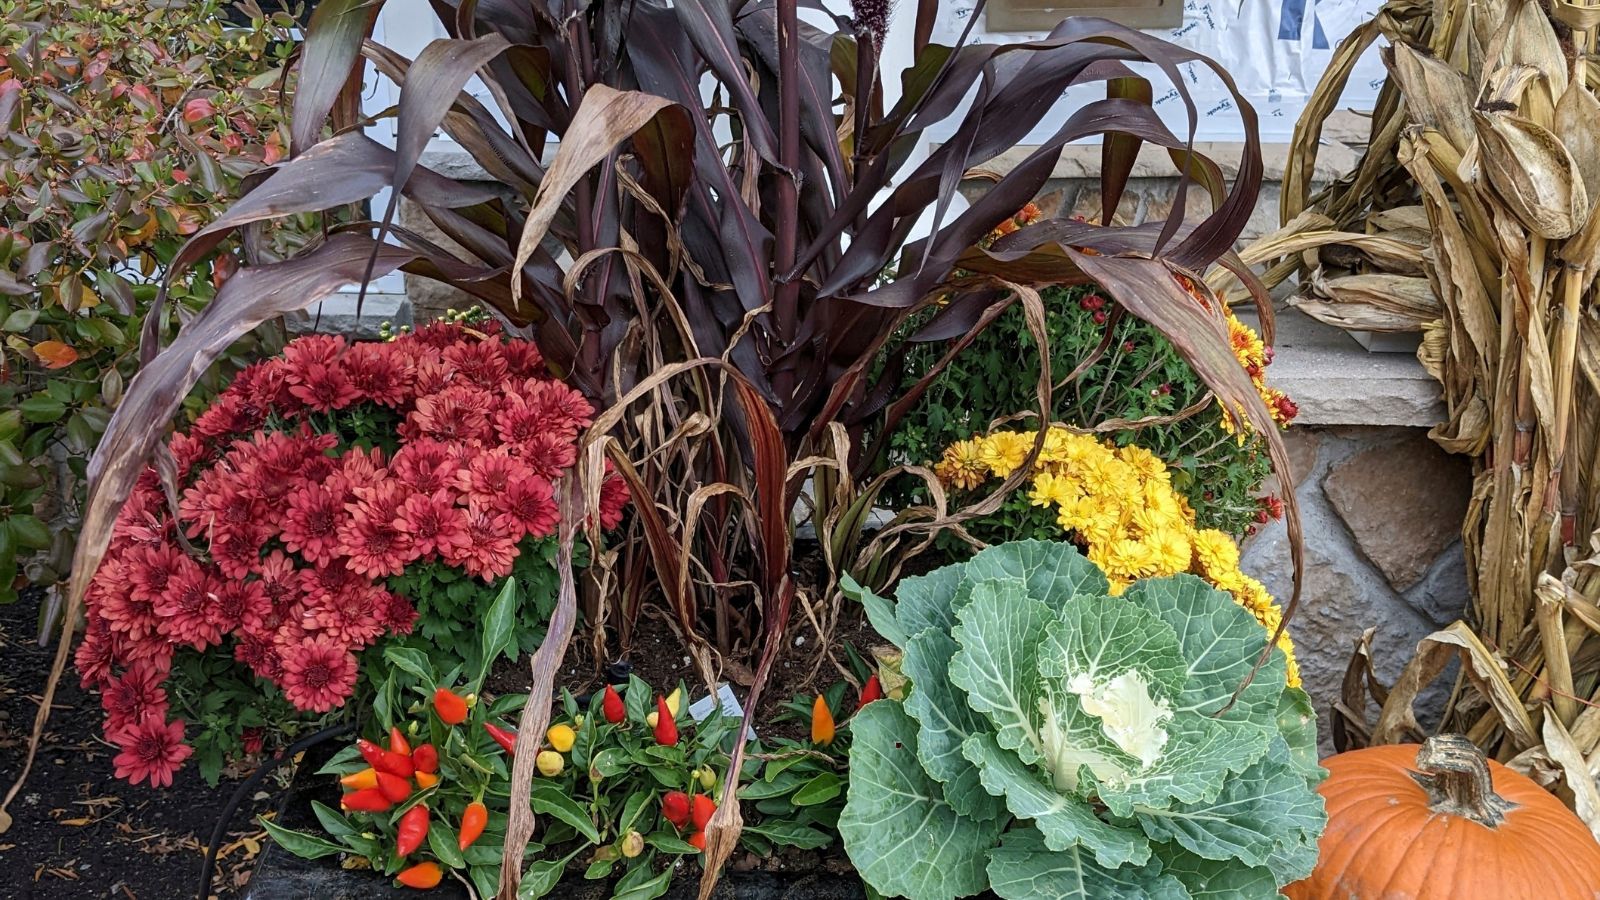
[1241,426,1473,751]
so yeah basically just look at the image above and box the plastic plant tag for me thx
[688,683,756,742]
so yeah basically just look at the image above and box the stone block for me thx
[1403,541,1470,626]
[285,293,411,341]
[1323,430,1471,592]
[1242,516,1438,754]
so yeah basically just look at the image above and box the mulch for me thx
[0,587,282,900]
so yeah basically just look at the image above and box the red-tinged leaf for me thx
[290,0,382,155]
[1101,73,1153,226]
[168,131,497,275]
[32,340,78,369]
[670,0,778,161]
[510,85,684,307]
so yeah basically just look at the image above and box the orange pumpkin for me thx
[1287,734,1600,900]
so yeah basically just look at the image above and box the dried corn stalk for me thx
[1225,0,1600,825]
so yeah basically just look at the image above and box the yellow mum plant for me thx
[935,427,1301,686]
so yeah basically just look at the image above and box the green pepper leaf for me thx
[259,817,348,860]
[528,783,601,844]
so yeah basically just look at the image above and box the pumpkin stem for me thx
[1410,734,1517,827]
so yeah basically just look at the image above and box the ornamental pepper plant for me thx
[275,669,857,897]
[76,318,627,783]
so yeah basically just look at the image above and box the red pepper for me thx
[601,684,625,724]
[340,787,393,813]
[687,831,706,852]
[411,743,439,774]
[653,696,678,746]
[484,722,517,755]
[858,674,884,710]
[396,861,441,889]
[434,687,469,725]
[357,738,415,778]
[376,771,412,804]
[458,800,488,851]
[396,803,429,857]
[388,726,412,756]
[691,794,717,831]
[661,790,691,830]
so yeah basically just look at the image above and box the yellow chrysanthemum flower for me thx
[978,431,1034,477]
[931,425,1301,685]
[1192,528,1241,578]
[1116,444,1170,483]
[934,439,989,491]
[1145,529,1192,576]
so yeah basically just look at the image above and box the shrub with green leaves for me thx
[0,0,294,604]
[839,541,1324,900]
[880,284,1275,542]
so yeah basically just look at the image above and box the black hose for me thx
[195,721,355,900]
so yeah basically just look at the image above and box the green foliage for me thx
[385,540,569,681]
[0,0,296,604]
[279,661,849,897]
[880,284,1273,542]
[839,541,1325,900]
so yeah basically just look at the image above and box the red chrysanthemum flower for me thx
[278,636,359,713]
[512,430,580,480]
[255,550,300,612]
[191,392,265,442]
[600,474,630,530]
[519,379,594,438]
[75,617,116,690]
[167,432,212,477]
[409,320,467,348]
[126,543,189,607]
[279,333,345,371]
[211,529,268,580]
[338,487,416,577]
[502,339,544,377]
[375,588,418,635]
[240,358,297,414]
[443,503,520,581]
[287,362,361,412]
[493,476,559,538]
[302,584,386,647]
[409,353,453,396]
[281,480,346,565]
[102,663,169,733]
[339,445,388,483]
[233,631,283,681]
[342,340,413,407]
[393,489,471,558]
[391,439,459,496]
[456,449,533,501]
[111,714,193,788]
[406,383,493,443]
[442,339,509,390]
[154,564,223,649]
[212,579,272,634]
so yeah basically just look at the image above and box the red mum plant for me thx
[79,318,627,783]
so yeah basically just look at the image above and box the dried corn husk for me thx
[1300,270,1440,331]
[1244,0,1600,828]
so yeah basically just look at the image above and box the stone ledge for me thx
[420,131,1361,187]
[1251,309,1443,428]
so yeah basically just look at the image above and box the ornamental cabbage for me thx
[840,540,1324,900]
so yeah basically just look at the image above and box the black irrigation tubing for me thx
[194,721,355,900]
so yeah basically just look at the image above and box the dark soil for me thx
[0,587,283,900]
[483,541,889,746]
